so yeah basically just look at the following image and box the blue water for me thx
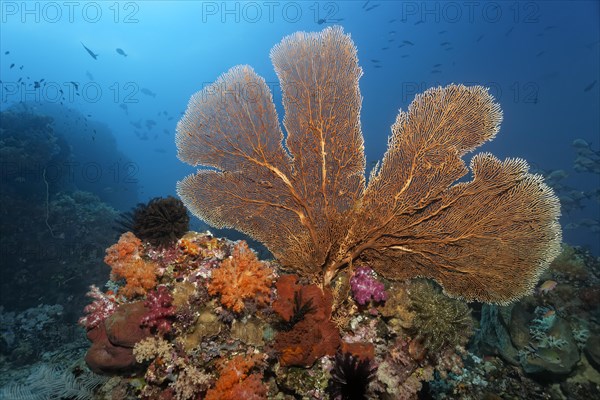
[1,0,599,254]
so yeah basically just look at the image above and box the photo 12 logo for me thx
[1,1,140,24]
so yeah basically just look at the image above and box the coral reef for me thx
[176,26,561,304]
[205,354,267,400]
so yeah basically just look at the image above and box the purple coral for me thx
[141,285,177,335]
[350,266,387,306]
[78,285,117,329]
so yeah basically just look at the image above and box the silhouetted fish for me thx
[415,20,424,25]
[536,51,545,57]
[4,51,9,55]
[86,70,94,80]
[141,88,156,97]
[365,4,380,11]
[476,34,484,42]
[440,42,450,46]
[505,26,514,36]
[80,42,98,59]
[403,40,414,46]
[371,59,381,63]
[362,0,371,8]
[433,63,442,67]
[438,30,447,34]
[584,80,597,92]
[69,81,79,90]
[116,48,128,57]
[388,19,396,23]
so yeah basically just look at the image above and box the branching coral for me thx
[105,232,157,298]
[176,26,561,304]
[207,241,273,313]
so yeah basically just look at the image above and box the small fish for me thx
[431,69,442,74]
[371,59,381,63]
[80,42,98,59]
[440,41,451,46]
[542,309,556,318]
[476,34,484,42]
[34,81,40,89]
[69,81,79,90]
[433,63,442,67]
[388,18,396,23]
[414,20,424,25]
[438,30,447,34]
[9,63,14,69]
[116,48,128,57]
[381,47,389,50]
[584,80,597,92]
[373,65,382,68]
[403,40,414,46]
[538,280,557,294]
[362,0,371,9]
[141,88,156,97]
[365,4,380,11]
[4,51,9,55]
[505,26,515,36]
[536,51,545,57]
[86,70,94,80]
[19,65,23,70]
[119,103,129,114]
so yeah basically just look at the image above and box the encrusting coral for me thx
[176,25,561,304]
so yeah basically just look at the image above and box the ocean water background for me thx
[1,0,599,255]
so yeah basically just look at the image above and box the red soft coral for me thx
[105,232,157,298]
[205,354,267,400]
[207,241,273,313]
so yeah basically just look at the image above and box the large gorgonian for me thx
[175,26,561,304]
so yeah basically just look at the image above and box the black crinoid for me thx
[115,196,189,247]
[326,351,376,400]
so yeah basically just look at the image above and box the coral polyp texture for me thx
[176,26,561,304]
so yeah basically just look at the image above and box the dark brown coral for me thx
[176,26,561,304]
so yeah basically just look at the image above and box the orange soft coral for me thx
[208,241,273,313]
[205,354,267,400]
[105,232,157,298]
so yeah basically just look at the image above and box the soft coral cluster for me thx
[205,354,267,400]
[350,265,388,306]
[105,232,158,298]
[207,241,273,313]
[140,286,177,336]
[78,285,117,329]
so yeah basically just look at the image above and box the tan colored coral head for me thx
[175,26,562,305]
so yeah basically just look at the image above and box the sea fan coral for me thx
[176,26,561,304]
[105,232,157,298]
[115,196,189,247]
[207,241,273,313]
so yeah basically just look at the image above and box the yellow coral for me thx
[208,241,273,312]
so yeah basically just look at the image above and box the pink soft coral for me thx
[78,285,117,330]
[207,241,273,313]
[140,285,177,335]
